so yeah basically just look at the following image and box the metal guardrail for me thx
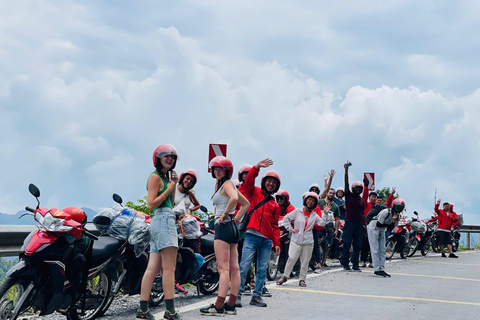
[1,224,479,257]
[0,224,100,257]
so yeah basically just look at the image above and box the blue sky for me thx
[1,1,479,224]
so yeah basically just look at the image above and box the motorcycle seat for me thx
[200,233,215,256]
[89,236,123,267]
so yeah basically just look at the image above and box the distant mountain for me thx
[0,207,98,226]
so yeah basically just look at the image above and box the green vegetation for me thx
[125,196,153,216]
[0,258,16,285]
[375,187,398,204]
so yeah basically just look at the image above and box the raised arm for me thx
[434,199,441,214]
[320,170,335,199]
[344,161,351,192]
[385,187,396,207]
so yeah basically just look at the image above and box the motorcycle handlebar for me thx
[25,206,35,213]
[84,229,99,241]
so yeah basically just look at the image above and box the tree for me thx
[375,187,398,204]
[125,196,153,216]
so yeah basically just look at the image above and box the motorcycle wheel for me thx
[385,240,395,260]
[266,250,279,281]
[421,240,430,256]
[149,275,164,307]
[452,241,459,253]
[400,243,409,259]
[0,276,37,320]
[197,259,219,295]
[407,239,418,257]
[431,237,440,253]
[67,272,112,320]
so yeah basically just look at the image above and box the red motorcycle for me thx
[385,218,411,259]
[0,184,120,320]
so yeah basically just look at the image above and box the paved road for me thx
[158,251,480,320]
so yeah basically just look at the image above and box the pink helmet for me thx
[153,144,178,169]
[309,183,320,193]
[261,170,281,193]
[392,198,405,213]
[352,181,363,189]
[303,191,319,207]
[209,156,234,179]
[276,189,290,202]
[238,164,253,182]
[179,169,198,190]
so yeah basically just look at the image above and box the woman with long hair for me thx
[137,144,180,320]
[200,156,250,316]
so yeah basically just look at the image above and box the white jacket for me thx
[282,208,326,245]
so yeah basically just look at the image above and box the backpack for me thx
[366,203,387,224]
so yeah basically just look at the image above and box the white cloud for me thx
[0,1,479,227]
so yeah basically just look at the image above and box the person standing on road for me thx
[341,160,366,271]
[367,198,404,277]
[138,144,180,320]
[276,189,300,276]
[360,186,377,268]
[433,200,458,258]
[276,192,329,287]
[318,188,341,269]
[334,187,346,221]
[200,156,250,316]
[237,158,281,308]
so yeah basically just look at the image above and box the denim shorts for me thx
[149,207,178,252]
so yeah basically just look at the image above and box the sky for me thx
[1,0,480,225]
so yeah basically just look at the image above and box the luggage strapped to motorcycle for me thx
[238,196,271,232]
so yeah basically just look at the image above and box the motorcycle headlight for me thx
[35,212,73,232]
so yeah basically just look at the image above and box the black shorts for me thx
[437,231,452,247]
[214,219,240,244]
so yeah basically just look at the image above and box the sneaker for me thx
[136,309,155,320]
[200,304,225,316]
[449,253,458,258]
[441,253,447,258]
[223,303,237,315]
[352,266,362,272]
[322,263,330,270]
[175,284,188,295]
[163,310,181,320]
[261,286,272,297]
[360,262,367,268]
[243,284,252,296]
[249,296,267,307]
[234,297,242,308]
[382,271,391,278]
[314,267,323,274]
[343,265,351,271]
[368,263,373,268]
[374,271,386,277]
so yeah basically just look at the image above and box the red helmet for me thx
[209,156,234,179]
[238,164,253,182]
[449,202,454,208]
[276,189,290,202]
[392,198,405,213]
[179,169,198,190]
[261,170,281,193]
[351,181,363,191]
[303,191,319,208]
[62,206,87,226]
[153,144,178,169]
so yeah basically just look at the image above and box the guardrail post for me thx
[466,232,470,250]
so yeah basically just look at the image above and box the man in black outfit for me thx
[341,161,366,271]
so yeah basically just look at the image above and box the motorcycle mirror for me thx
[28,183,40,198]
[200,205,208,213]
[112,193,123,206]
[93,215,111,226]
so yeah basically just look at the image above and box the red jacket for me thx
[362,189,394,217]
[434,204,458,230]
[279,203,295,221]
[243,166,281,246]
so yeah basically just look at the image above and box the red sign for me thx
[364,172,375,191]
[208,144,227,172]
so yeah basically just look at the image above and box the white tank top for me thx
[212,181,237,219]
[174,188,192,213]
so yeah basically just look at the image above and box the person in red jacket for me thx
[449,203,460,229]
[276,189,295,219]
[236,158,281,308]
[433,199,458,258]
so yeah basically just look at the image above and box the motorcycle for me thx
[0,184,116,320]
[152,206,219,297]
[385,217,410,259]
[420,219,436,256]
[96,194,164,316]
[267,220,289,281]
[405,213,425,257]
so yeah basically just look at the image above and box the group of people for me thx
[135,144,459,320]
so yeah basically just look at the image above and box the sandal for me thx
[299,280,307,287]
[276,276,287,285]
